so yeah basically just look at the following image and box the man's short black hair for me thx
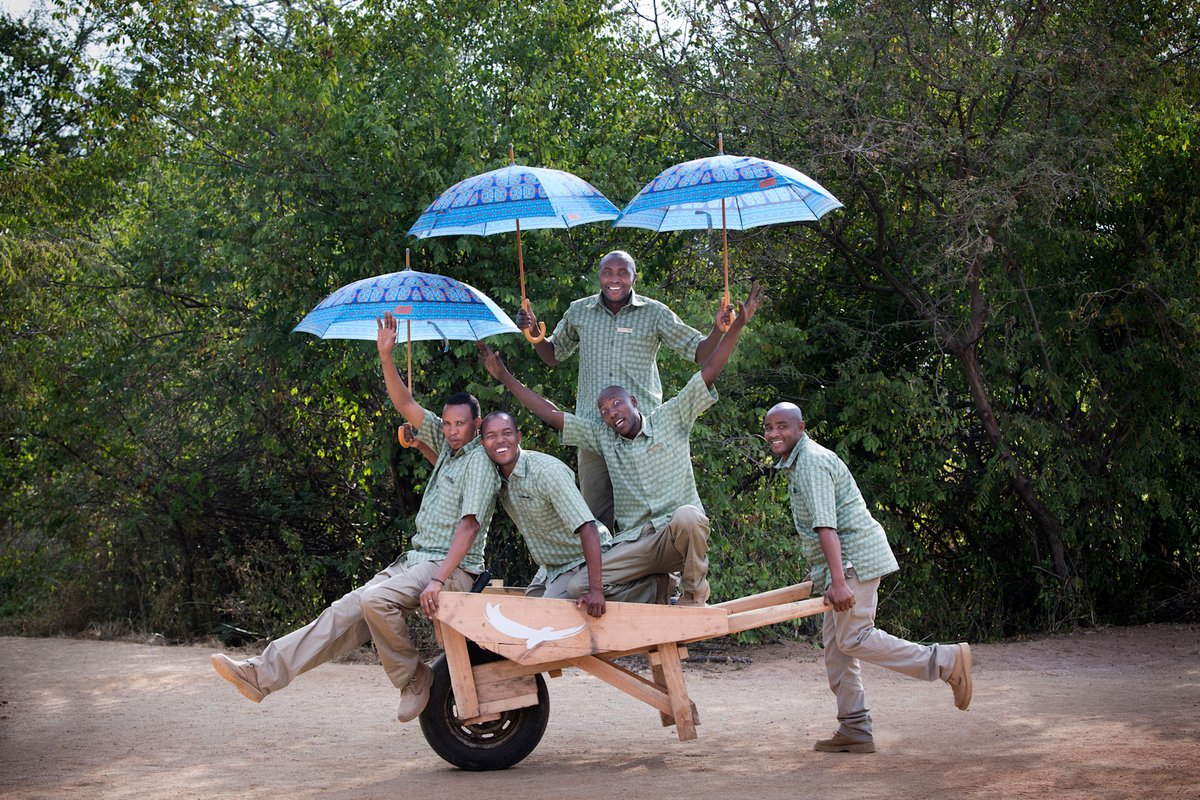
[443,391,481,420]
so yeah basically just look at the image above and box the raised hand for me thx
[376,312,398,358]
[735,282,765,326]
[477,340,510,381]
[714,298,737,333]
[515,304,540,333]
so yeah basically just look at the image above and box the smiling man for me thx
[764,402,973,754]
[210,311,499,724]
[515,250,730,534]
[479,411,663,615]
[483,283,762,608]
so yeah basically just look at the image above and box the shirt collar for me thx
[585,289,646,312]
[773,433,808,470]
[506,448,529,480]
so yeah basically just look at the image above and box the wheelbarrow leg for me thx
[649,646,699,729]
[437,622,481,719]
[653,644,697,741]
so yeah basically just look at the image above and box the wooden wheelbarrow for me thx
[419,581,826,770]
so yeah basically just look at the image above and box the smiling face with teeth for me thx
[597,386,642,439]
[597,251,636,312]
[480,412,523,477]
[763,402,806,458]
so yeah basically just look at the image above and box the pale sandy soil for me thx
[1,625,1197,799]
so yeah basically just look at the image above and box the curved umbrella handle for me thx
[398,423,416,449]
[521,298,546,344]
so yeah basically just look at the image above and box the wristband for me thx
[430,577,445,585]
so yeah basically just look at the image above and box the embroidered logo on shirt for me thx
[647,443,664,455]
[617,327,634,333]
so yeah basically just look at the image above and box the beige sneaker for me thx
[396,662,433,722]
[945,642,973,710]
[814,731,875,753]
[211,653,264,703]
[677,582,711,608]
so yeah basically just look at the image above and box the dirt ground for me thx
[1,624,1198,800]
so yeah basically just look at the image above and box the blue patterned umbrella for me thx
[295,259,519,448]
[408,146,620,343]
[615,135,842,304]
[293,266,518,343]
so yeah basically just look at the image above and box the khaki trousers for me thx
[248,556,474,695]
[577,447,616,534]
[823,569,958,738]
[527,563,660,604]
[566,504,709,599]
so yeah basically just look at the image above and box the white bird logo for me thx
[485,602,587,651]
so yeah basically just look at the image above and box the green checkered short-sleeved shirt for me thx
[549,290,704,422]
[776,433,899,589]
[408,408,500,573]
[499,450,613,583]
[562,371,716,542]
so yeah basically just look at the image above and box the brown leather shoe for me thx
[814,731,875,753]
[396,662,433,722]
[677,582,711,608]
[211,653,265,703]
[946,642,973,710]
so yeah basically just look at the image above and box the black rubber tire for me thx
[419,644,549,771]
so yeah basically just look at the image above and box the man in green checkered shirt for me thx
[485,283,763,608]
[516,250,729,534]
[477,412,661,615]
[211,311,500,725]
[764,402,974,754]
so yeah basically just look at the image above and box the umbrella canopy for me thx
[614,156,842,231]
[614,135,842,306]
[408,147,620,343]
[408,163,619,238]
[293,269,519,342]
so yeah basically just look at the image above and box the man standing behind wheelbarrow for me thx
[211,311,500,723]
[483,282,762,608]
[516,250,729,534]
[762,401,973,753]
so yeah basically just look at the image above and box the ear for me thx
[515,429,523,444]
[629,395,639,408]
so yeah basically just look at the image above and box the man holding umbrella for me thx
[487,282,763,607]
[516,250,730,533]
[211,311,500,723]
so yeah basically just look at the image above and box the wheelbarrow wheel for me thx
[419,645,549,771]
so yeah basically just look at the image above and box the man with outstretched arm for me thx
[516,250,729,533]
[483,283,763,608]
[763,401,973,754]
[210,311,499,723]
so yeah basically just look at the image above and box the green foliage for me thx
[2,0,1198,643]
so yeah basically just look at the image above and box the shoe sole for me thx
[814,741,876,753]
[397,664,433,722]
[955,642,973,711]
[211,654,264,703]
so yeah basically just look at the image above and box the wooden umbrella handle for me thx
[398,319,414,448]
[522,298,546,344]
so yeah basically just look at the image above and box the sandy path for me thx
[1,625,1197,799]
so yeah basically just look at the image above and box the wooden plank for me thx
[655,644,697,741]
[436,593,728,666]
[475,674,537,706]
[713,581,813,613]
[572,655,673,716]
[724,597,829,635]
[440,626,479,719]
[477,692,539,716]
